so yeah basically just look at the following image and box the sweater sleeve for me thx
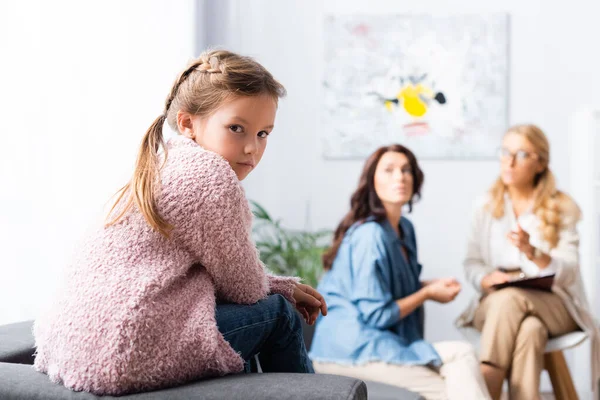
[546,207,581,289]
[163,148,301,305]
[464,198,492,292]
[197,180,271,304]
[267,275,300,305]
[161,149,268,304]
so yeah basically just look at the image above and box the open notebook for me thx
[491,273,555,291]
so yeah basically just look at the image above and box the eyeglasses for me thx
[497,148,539,164]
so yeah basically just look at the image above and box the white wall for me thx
[210,0,599,396]
[0,0,195,324]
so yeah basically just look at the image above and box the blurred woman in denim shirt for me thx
[309,144,490,400]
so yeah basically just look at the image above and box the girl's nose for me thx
[245,137,258,155]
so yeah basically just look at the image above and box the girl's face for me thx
[373,151,414,208]
[499,132,545,188]
[178,94,277,180]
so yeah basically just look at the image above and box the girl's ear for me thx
[177,111,195,139]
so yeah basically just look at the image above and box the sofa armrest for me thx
[0,320,35,364]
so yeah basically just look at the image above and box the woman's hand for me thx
[507,224,535,259]
[425,278,461,303]
[292,283,328,325]
[423,277,460,287]
[480,270,511,292]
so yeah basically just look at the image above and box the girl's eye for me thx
[257,131,269,138]
[229,125,244,133]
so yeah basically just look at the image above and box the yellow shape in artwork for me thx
[398,84,430,117]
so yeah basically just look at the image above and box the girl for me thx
[33,50,327,395]
[309,145,490,400]
[456,124,600,399]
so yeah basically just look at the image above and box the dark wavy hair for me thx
[322,144,424,270]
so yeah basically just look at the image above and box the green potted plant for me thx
[250,200,331,289]
[250,200,332,348]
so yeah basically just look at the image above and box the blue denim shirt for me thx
[309,217,441,367]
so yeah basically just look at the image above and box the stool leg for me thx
[544,351,578,400]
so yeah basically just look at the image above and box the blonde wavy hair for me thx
[106,49,286,237]
[487,124,580,248]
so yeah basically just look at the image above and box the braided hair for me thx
[106,50,286,236]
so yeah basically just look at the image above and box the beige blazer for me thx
[456,194,600,389]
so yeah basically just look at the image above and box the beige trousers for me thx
[313,341,491,400]
[473,287,578,400]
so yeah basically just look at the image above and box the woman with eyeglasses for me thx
[309,144,491,400]
[456,124,600,399]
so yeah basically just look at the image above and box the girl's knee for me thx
[265,293,292,311]
[264,294,300,323]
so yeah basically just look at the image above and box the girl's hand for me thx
[507,224,534,258]
[292,283,328,325]
[425,279,461,303]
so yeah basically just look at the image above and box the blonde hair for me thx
[106,50,286,236]
[487,124,580,248]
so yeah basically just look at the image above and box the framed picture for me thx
[322,14,509,159]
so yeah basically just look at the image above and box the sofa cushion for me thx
[0,363,368,400]
[0,320,35,364]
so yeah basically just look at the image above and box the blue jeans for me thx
[215,294,314,373]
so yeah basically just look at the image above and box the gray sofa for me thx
[0,320,423,399]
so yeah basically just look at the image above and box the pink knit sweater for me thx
[33,136,299,395]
